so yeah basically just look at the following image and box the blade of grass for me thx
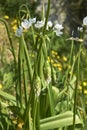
[0,90,16,104]
[47,84,55,116]
[40,111,83,130]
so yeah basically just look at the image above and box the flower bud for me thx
[44,61,51,85]
[34,76,41,96]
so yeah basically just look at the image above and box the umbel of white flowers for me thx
[15,17,64,37]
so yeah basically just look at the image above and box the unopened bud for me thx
[34,76,41,96]
[44,61,51,85]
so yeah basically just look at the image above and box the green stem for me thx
[0,18,16,79]
[36,97,40,130]
[42,0,51,35]
[73,44,81,130]
[23,60,28,106]
[0,18,18,106]
[47,84,55,116]
[63,39,74,89]
[20,35,33,84]
[17,38,24,107]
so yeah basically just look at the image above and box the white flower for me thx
[15,26,23,37]
[21,19,32,29]
[77,27,83,32]
[83,16,87,26]
[54,24,64,30]
[34,20,45,29]
[54,24,64,36]
[46,21,53,30]
[29,17,36,24]
[54,30,63,36]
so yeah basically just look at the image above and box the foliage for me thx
[0,0,38,17]
[0,0,87,130]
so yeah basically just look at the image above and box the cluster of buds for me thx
[33,76,41,96]
[44,61,51,85]
[52,67,57,83]
[15,17,64,37]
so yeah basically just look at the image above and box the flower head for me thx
[34,76,41,96]
[53,24,64,36]
[21,19,32,29]
[54,30,63,36]
[54,24,64,30]
[83,16,87,26]
[15,26,23,37]
[4,15,9,19]
[34,20,45,29]
[29,17,36,24]
[46,21,53,30]
[77,27,83,32]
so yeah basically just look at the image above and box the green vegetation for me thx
[0,0,87,130]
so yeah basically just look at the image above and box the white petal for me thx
[47,21,53,27]
[29,17,36,24]
[55,30,63,36]
[21,19,32,29]
[83,16,87,25]
[54,24,64,30]
[34,20,45,29]
[15,26,23,37]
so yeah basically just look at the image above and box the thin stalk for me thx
[36,97,40,130]
[47,84,55,116]
[42,0,51,35]
[20,35,33,84]
[23,61,28,106]
[23,90,33,130]
[42,38,48,60]
[1,42,5,64]
[63,40,74,88]
[17,39,24,107]
[0,18,16,66]
[32,94,40,130]
[0,18,18,107]
[73,44,81,130]
[62,40,74,110]
[24,108,32,130]
[34,38,44,82]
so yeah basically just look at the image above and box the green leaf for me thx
[0,90,16,104]
[3,72,14,90]
[40,111,83,130]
